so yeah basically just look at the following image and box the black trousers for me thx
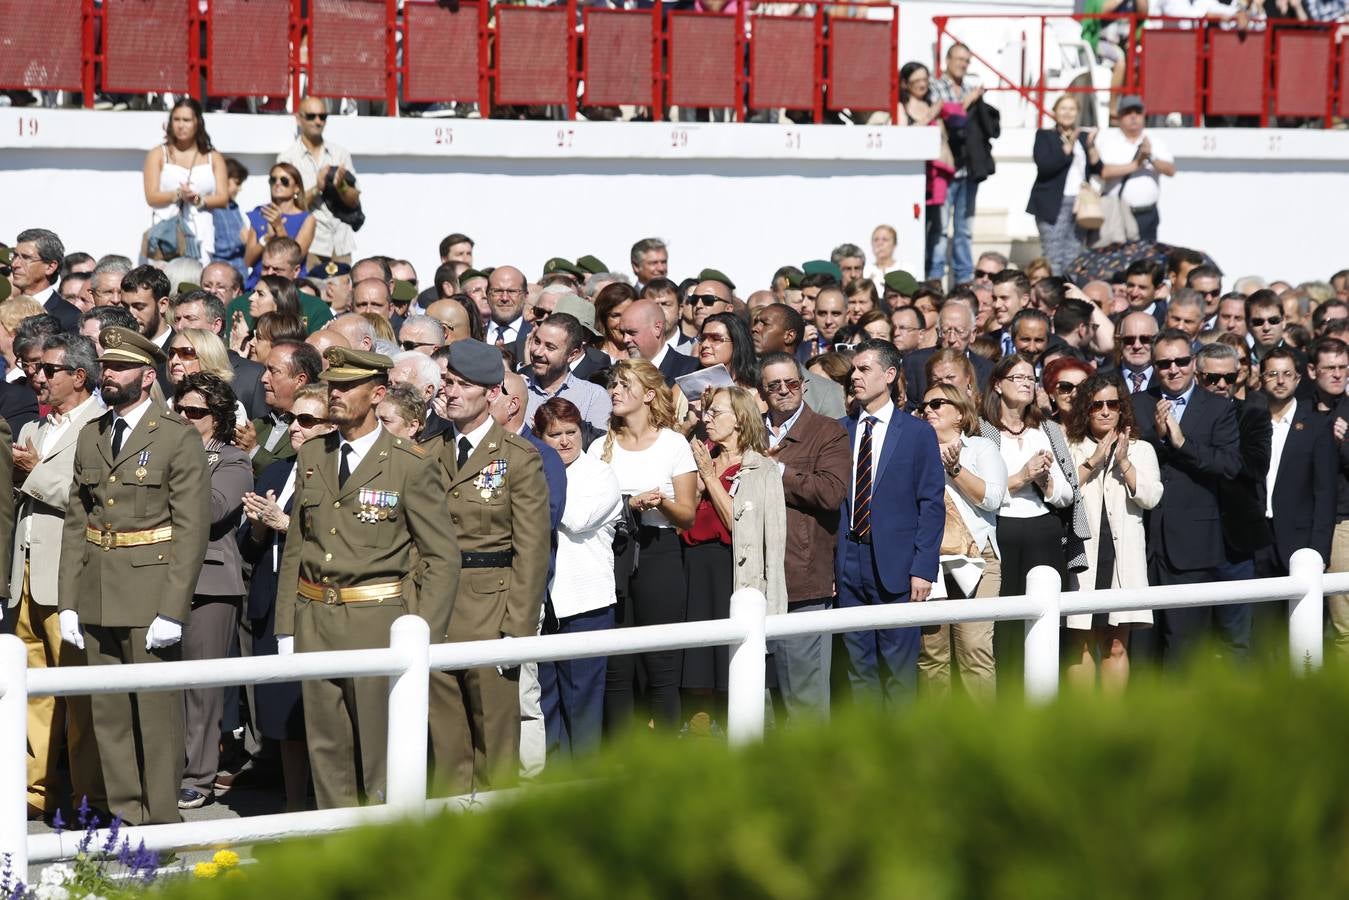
[605,527,686,731]
[994,513,1066,697]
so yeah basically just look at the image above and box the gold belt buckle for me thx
[100,530,114,550]
[324,587,339,605]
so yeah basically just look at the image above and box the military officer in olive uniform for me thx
[275,347,459,809]
[57,327,210,826]
[431,339,550,795]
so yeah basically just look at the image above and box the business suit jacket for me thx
[774,404,849,602]
[656,347,700,386]
[1267,402,1337,568]
[58,399,210,626]
[437,420,551,640]
[44,294,81,334]
[1219,396,1273,556]
[1027,129,1102,223]
[1132,384,1241,572]
[194,443,251,597]
[240,459,295,623]
[0,379,39,437]
[9,398,102,607]
[901,346,994,406]
[837,406,946,595]
[803,370,846,419]
[229,351,268,420]
[572,346,612,385]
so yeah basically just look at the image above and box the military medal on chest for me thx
[357,488,399,523]
[474,459,508,500]
[135,450,150,482]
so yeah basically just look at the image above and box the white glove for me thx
[145,615,183,651]
[276,635,294,656]
[497,634,516,677]
[59,610,84,650]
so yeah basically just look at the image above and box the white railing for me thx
[0,547,1340,874]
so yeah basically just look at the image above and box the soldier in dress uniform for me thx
[57,326,210,826]
[430,339,550,795]
[274,346,459,809]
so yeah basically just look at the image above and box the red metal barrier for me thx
[1272,29,1334,120]
[104,0,191,94]
[308,0,391,101]
[748,15,819,114]
[208,0,290,98]
[493,3,575,110]
[1207,29,1268,118]
[667,10,743,115]
[1142,29,1202,118]
[403,0,484,105]
[1341,42,1349,118]
[582,7,660,111]
[0,0,84,92]
[826,15,896,116]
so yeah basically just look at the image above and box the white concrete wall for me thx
[0,110,935,294]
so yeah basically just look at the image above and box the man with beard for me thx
[274,346,457,809]
[57,327,209,825]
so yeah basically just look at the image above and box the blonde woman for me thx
[865,223,903,290]
[167,328,247,424]
[0,295,45,373]
[587,359,697,732]
[243,161,315,288]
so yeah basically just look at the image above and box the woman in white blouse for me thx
[534,397,623,755]
[982,353,1080,689]
[1064,373,1163,692]
[916,383,1008,702]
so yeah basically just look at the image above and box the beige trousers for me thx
[919,543,1002,703]
[1326,520,1349,658]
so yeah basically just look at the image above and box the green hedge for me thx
[176,664,1349,900]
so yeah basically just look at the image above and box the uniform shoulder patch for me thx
[501,432,538,455]
[395,439,427,458]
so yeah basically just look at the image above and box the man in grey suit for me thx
[8,333,102,820]
[170,291,268,419]
[751,304,846,419]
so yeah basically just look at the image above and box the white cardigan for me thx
[1065,437,1164,629]
[730,450,789,617]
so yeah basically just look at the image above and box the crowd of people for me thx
[2,93,1348,836]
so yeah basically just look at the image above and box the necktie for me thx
[1171,395,1187,408]
[338,444,353,487]
[494,325,508,348]
[1129,371,1146,394]
[1001,333,1014,357]
[456,435,472,470]
[852,416,876,539]
[111,418,128,457]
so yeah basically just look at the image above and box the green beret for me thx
[801,259,842,282]
[783,270,802,289]
[0,274,11,304]
[542,257,585,279]
[176,281,201,295]
[447,339,505,387]
[0,247,12,266]
[575,254,608,275]
[391,279,418,303]
[98,326,166,366]
[697,268,736,291]
[882,270,920,297]
[459,268,488,283]
[323,346,393,383]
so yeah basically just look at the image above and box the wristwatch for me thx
[948,462,962,477]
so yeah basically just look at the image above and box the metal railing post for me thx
[726,589,767,746]
[1288,548,1324,675]
[384,615,430,814]
[0,635,29,877]
[1023,566,1060,703]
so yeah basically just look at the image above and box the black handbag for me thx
[320,169,365,232]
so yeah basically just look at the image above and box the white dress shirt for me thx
[851,401,895,517]
[1266,399,1296,518]
[451,416,494,463]
[551,453,623,618]
[110,396,153,454]
[998,425,1073,517]
[490,316,524,348]
[337,424,383,480]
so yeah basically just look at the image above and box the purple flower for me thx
[50,810,64,837]
[101,817,122,855]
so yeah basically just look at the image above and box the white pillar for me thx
[1288,548,1324,675]
[0,635,28,877]
[1023,566,1061,703]
[726,589,767,746]
[385,615,430,815]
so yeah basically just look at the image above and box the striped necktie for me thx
[852,416,877,539]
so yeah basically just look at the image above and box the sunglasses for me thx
[176,405,212,420]
[169,345,199,360]
[400,340,436,351]
[293,413,330,428]
[763,378,801,394]
[1201,371,1239,386]
[268,175,293,187]
[1055,381,1083,395]
[1088,399,1122,412]
[921,398,958,412]
[689,294,724,308]
[1196,288,1220,299]
[37,364,73,378]
[1154,356,1193,370]
[302,112,329,122]
[700,333,730,345]
[1120,334,1154,346]
[1249,315,1283,327]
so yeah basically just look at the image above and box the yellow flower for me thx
[212,850,241,869]
[194,862,219,879]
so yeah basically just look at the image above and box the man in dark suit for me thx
[902,298,993,402]
[1132,328,1241,666]
[10,229,80,333]
[1306,337,1349,658]
[836,339,945,707]
[170,291,267,419]
[1123,259,1168,328]
[618,299,697,387]
[0,378,39,437]
[759,352,849,720]
[1110,311,1160,395]
[236,342,323,476]
[483,266,532,365]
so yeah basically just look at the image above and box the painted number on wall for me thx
[1200,134,1217,153]
[865,130,884,150]
[556,128,574,149]
[784,130,800,150]
[16,117,38,137]
[670,128,689,149]
[433,126,453,146]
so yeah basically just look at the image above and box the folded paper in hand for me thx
[675,363,735,400]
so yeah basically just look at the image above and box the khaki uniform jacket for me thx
[275,428,459,641]
[438,421,550,639]
[58,400,209,626]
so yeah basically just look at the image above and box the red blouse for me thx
[681,461,740,546]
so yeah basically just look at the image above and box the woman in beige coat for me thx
[1064,373,1163,692]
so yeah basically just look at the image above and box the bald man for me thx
[306,329,350,369]
[619,299,698,386]
[746,290,776,314]
[327,313,376,352]
[425,298,473,345]
[689,279,732,331]
[351,279,392,322]
[485,265,531,361]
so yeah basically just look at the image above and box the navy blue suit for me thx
[835,404,945,705]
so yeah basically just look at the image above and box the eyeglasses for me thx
[1055,381,1083,395]
[1088,399,1122,412]
[1154,356,1193,370]
[1249,315,1283,327]
[400,340,436,351]
[1120,334,1154,346]
[302,112,329,122]
[169,345,199,360]
[1003,374,1036,384]
[268,175,293,187]
[941,326,972,338]
[1201,371,1239,386]
[1262,370,1298,382]
[763,378,801,394]
[12,250,43,265]
[921,398,957,412]
[37,364,73,378]
[488,287,524,298]
[700,333,730,345]
[703,408,731,420]
[689,294,725,308]
[176,405,212,420]
[293,413,329,428]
